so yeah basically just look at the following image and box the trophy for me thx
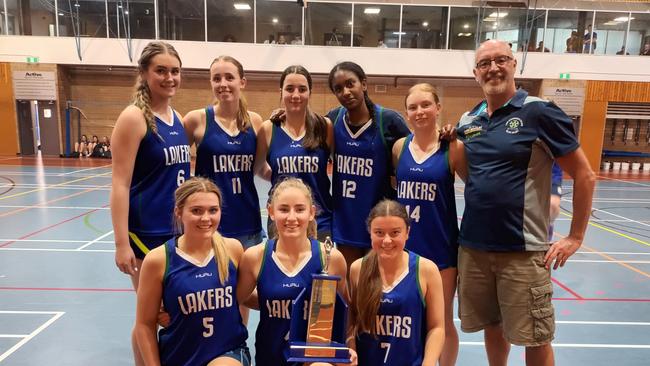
[287,237,351,363]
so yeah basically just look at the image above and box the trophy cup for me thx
[287,237,351,363]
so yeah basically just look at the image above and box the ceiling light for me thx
[348,21,352,25]
[74,3,80,7]
[492,24,498,29]
[603,21,619,26]
[422,21,429,27]
[488,12,508,18]
[124,11,129,15]
[364,8,381,15]
[234,3,251,10]
[58,12,64,16]
[272,18,278,23]
[614,16,633,22]
[463,24,469,29]
[392,31,406,35]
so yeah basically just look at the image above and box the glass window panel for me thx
[545,10,594,54]
[256,0,302,45]
[4,0,56,36]
[401,5,447,49]
[352,4,400,48]
[473,8,545,52]
[207,0,253,43]
[58,0,107,37]
[159,0,204,41]
[108,0,155,39]
[449,7,478,50]
[305,2,351,46]
[592,12,630,55]
[628,12,650,55]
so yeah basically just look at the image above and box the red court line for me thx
[551,277,584,300]
[0,287,133,292]
[0,207,103,248]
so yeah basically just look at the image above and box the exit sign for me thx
[26,56,39,63]
[559,73,570,80]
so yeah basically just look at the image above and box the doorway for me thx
[15,100,61,156]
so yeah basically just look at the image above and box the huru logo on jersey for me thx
[289,142,302,148]
[409,167,423,173]
[169,131,179,135]
[282,282,300,288]
[381,298,394,304]
[505,118,523,134]
[227,140,241,145]
[195,272,213,279]
[346,141,360,147]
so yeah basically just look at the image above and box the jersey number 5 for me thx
[203,317,214,337]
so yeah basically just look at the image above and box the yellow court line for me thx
[0,172,112,201]
[554,231,650,279]
[560,211,650,248]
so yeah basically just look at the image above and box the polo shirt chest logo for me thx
[505,118,523,134]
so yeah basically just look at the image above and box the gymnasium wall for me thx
[0,63,19,155]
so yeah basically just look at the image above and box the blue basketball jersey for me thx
[195,106,262,237]
[129,113,190,236]
[159,239,248,366]
[331,105,391,247]
[356,251,427,366]
[255,238,324,366]
[396,136,459,269]
[267,124,332,234]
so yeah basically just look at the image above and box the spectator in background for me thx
[377,38,388,48]
[616,46,629,55]
[536,41,550,52]
[583,25,597,53]
[223,34,236,42]
[566,31,580,53]
[641,43,650,56]
[92,136,111,158]
[277,35,287,44]
[263,34,276,44]
[291,34,302,45]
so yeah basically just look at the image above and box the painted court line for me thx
[459,341,650,349]
[76,231,114,250]
[58,165,111,176]
[0,208,103,248]
[0,172,111,201]
[0,239,112,243]
[597,176,650,188]
[576,251,650,256]
[591,207,650,229]
[0,248,114,253]
[0,334,29,338]
[0,311,65,363]
[569,259,650,264]
[551,277,583,300]
[0,205,109,210]
[560,212,650,249]
[452,319,650,326]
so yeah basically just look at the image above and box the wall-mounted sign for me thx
[542,87,584,117]
[12,71,57,101]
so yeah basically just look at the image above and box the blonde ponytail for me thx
[211,232,231,286]
[132,76,157,134]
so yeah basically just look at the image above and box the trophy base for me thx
[287,341,351,363]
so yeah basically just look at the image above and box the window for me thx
[628,12,650,55]
[305,2,352,46]
[108,0,155,39]
[207,0,253,43]
[592,12,630,55]
[158,0,204,41]
[545,10,595,54]
[449,7,478,50]
[353,4,400,48]
[256,0,302,45]
[58,0,107,37]
[401,5,447,49]
[4,0,56,36]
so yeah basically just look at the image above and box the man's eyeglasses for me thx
[475,56,513,70]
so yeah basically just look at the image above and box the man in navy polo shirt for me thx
[456,40,595,366]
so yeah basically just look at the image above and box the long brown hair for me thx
[132,41,182,136]
[275,65,328,150]
[210,55,251,132]
[268,177,318,239]
[353,199,410,336]
[174,177,230,286]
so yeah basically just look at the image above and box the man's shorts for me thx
[458,246,555,346]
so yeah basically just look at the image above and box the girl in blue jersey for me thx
[349,200,445,366]
[327,62,410,270]
[255,65,333,241]
[135,177,250,366]
[110,41,190,365]
[392,83,465,366]
[237,178,352,366]
[184,55,265,249]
